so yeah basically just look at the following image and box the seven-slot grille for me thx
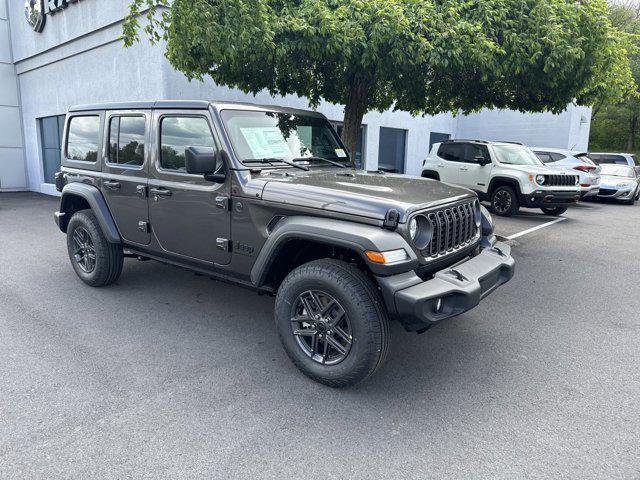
[543,174,578,186]
[422,201,479,259]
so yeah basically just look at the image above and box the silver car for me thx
[589,152,640,177]
[533,147,601,199]
[597,164,640,205]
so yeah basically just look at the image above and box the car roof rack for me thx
[443,139,491,144]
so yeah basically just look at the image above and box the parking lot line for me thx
[507,217,566,240]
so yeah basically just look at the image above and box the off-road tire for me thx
[490,185,520,217]
[541,207,568,216]
[66,209,123,287]
[275,259,390,388]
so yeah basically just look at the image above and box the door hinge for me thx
[216,238,231,252]
[138,221,150,233]
[215,196,231,210]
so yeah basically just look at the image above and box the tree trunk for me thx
[628,112,638,152]
[341,75,371,167]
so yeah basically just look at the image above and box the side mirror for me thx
[475,155,490,166]
[185,147,226,183]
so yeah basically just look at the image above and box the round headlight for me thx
[536,175,546,185]
[409,218,418,240]
[409,215,433,250]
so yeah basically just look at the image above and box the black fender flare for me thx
[421,170,440,181]
[250,216,419,287]
[58,183,122,244]
[488,176,522,197]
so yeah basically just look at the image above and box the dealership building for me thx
[0,0,592,195]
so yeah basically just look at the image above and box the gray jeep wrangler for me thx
[54,101,514,387]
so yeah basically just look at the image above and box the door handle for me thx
[103,180,121,190]
[460,167,468,171]
[149,187,172,197]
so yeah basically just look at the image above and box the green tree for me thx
[123,0,634,156]
[590,1,640,153]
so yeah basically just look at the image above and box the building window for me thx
[39,115,65,184]
[160,116,215,172]
[378,127,407,173]
[108,116,146,166]
[331,123,366,169]
[429,132,450,151]
[66,116,100,162]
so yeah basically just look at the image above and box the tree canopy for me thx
[123,0,636,155]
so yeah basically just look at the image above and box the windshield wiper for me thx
[291,156,348,169]
[244,158,309,171]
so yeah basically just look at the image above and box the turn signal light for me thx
[364,249,408,264]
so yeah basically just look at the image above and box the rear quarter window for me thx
[66,116,100,162]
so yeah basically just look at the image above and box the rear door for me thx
[434,143,462,184]
[457,143,492,193]
[101,110,151,246]
[147,110,231,266]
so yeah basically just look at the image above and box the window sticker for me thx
[240,127,291,158]
[335,148,347,158]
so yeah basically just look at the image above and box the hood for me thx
[259,168,475,222]
[498,163,565,175]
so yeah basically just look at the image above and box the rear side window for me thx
[108,116,145,166]
[160,116,215,172]
[66,116,100,162]
[631,155,639,166]
[438,143,463,162]
[535,151,553,163]
[595,154,627,165]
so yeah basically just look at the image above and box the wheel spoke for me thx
[290,314,312,323]
[327,306,346,327]
[293,328,316,337]
[319,299,337,317]
[325,334,347,355]
[332,325,352,344]
[300,293,319,317]
[310,332,320,356]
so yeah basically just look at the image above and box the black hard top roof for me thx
[68,100,325,118]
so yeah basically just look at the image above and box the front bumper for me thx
[597,186,635,199]
[519,190,580,208]
[376,242,515,332]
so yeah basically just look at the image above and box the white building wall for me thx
[455,104,592,151]
[0,0,27,191]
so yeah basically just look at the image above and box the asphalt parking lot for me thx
[1,192,638,479]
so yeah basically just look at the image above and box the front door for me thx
[458,143,492,193]
[101,111,151,246]
[148,110,231,265]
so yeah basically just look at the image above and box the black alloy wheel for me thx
[491,186,519,217]
[291,289,353,365]
[72,226,96,273]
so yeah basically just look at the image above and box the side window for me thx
[67,116,100,162]
[160,116,215,172]
[551,153,566,161]
[535,151,553,163]
[438,143,463,162]
[462,144,489,163]
[108,116,145,166]
[598,155,626,165]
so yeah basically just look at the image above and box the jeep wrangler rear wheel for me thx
[66,210,123,287]
[491,186,520,217]
[275,259,390,388]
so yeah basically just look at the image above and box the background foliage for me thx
[123,0,635,154]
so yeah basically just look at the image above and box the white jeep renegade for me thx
[422,140,581,216]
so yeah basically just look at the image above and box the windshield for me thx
[600,165,636,178]
[220,110,350,166]
[493,145,543,166]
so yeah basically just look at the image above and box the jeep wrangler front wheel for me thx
[274,259,390,388]
[66,210,124,287]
